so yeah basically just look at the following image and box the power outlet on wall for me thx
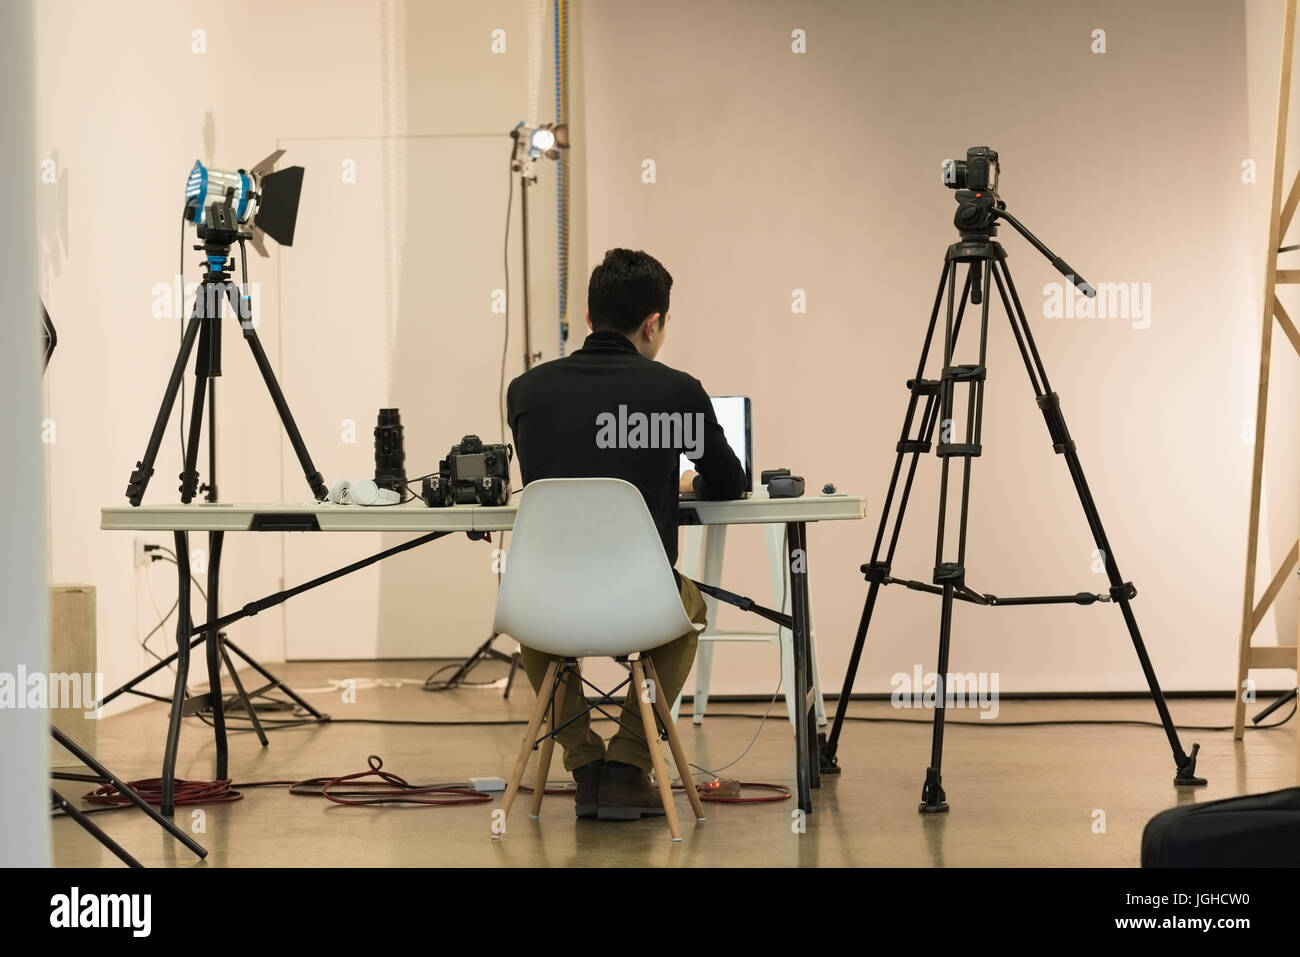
[132,538,151,568]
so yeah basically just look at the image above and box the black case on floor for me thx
[1141,787,1300,867]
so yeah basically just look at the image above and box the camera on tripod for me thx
[942,146,1003,238]
[942,146,999,193]
[422,434,513,507]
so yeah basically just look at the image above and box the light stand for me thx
[114,198,328,812]
[428,124,569,697]
[512,122,569,371]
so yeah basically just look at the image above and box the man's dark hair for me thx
[587,248,672,336]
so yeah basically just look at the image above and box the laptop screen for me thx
[680,395,752,489]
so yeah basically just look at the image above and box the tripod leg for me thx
[52,788,143,868]
[94,635,204,710]
[219,642,269,747]
[825,259,963,765]
[220,636,328,720]
[920,584,955,813]
[179,341,209,504]
[234,309,328,501]
[504,649,522,700]
[825,259,981,770]
[50,725,206,859]
[920,255,993,812]
[989,258,1206,787]
[125,310,204,505]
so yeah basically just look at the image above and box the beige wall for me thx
[31,0,1295,702]
[271,0,575,658]
[581,0,1294,694]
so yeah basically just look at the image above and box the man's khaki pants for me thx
[518,575,707,773]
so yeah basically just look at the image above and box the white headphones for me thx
[328,478,400,506]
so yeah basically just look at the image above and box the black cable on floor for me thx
[191,698,1297,734]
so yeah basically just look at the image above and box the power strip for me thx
[468,776,506,792]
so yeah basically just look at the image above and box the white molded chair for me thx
[491,478,708,841]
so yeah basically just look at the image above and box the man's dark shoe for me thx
[573,759,604,819]
[597,760,668,820]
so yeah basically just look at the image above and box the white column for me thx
[0,0,52,868]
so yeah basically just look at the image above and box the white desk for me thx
[101,491,865,815]
[101,492,865,533]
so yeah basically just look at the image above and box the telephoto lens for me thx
[373,408,407,493]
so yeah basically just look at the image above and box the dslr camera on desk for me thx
[422,434,513,507]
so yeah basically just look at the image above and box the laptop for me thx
[679,395,752,499]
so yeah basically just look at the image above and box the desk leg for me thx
[206,530,227,780]
[161,530,193,817]
[694,525,726,724]
[787,520,818,813]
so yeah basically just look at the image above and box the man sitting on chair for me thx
[506,247,748,820]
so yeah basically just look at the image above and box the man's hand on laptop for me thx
[679,470,698,495]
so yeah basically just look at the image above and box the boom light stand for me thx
[513,121,570,372]
[821,148,1206,811]
[428,123,570,696]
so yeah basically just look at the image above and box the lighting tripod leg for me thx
[179,311,214,503]
[239,321,328,501]
[125,310,204,506]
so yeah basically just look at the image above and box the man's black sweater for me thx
[505,330,747,566]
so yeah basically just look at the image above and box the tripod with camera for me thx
[820,148,1206,810]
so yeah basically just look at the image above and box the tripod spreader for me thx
[862,573,1126,609]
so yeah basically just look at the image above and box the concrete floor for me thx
[51,660,1298,867]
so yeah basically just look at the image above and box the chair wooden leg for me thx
[496,660,558,836]
[530,691,557,819]
[645,658,707,824]
[632,658,682,841]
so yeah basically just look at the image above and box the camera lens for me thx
[373,408,406,492]
[942,158,967,190]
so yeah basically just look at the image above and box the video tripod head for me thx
[195,198,248,277]
[943,146,1003,240]
[940,145,1096,299]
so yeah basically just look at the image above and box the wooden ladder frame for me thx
[1234,0,1300,742]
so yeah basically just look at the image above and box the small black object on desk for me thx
[761,467,805,499]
